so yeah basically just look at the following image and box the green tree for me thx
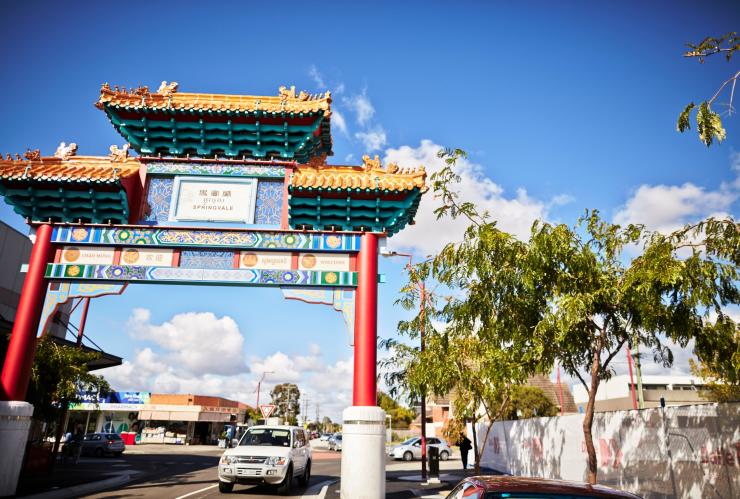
[677,32,739,146]
[25,336,110,460]
[270,383,300,425]
[505,386,558,420]
[377,391,415,428]
[395,148,740,484]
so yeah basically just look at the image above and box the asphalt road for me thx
[82,448,341,499]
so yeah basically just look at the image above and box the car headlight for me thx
[266,456,287,466]
[220,455,237,465]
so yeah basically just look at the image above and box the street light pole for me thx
[255,371,273,421]
[386,250,428,481]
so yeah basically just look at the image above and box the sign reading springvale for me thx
[171,177,257,223]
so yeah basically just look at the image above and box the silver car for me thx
[389,436,451,461]
[80,432,126,457]
[327,433,342,451]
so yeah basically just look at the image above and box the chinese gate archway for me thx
[0,83,426,497]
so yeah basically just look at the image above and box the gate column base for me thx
[0,401,34,496]
[340,406,386,499]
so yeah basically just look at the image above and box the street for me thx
[80,447,341,499]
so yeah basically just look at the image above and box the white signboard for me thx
[239,251,292,270]
[120,248,174,267]
[298,253,350,271]
[61,246,115,265]
[170,176,257,223]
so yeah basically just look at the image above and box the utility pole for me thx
[255,371,273,421]
[387,251,428,481]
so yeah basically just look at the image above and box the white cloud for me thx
[343,91,375,126]
[308,64,326,89]
[127,309,247,376]
[332,109,348,135]
[614,183,736,233]
[99,310,356,420]
[384,140,555,255]
[355,126,387,152]
[614,154,739,232]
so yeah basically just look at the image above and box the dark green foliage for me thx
[377,391,415,428]
[270,383,300,425]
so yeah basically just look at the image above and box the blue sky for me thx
[1,1,739,419]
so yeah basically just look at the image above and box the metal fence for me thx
[475,402,740,498]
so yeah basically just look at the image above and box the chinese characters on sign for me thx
[171,177,256,223]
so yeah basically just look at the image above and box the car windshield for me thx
[239,428,291,447]
[105,434,122,440]
[401,438,418,445]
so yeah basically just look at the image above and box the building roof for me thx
[96,83,333,162]
[0,149,142,223]
[97,82,331,115]
[291,155,426,192]
[289,156,426,236]
[0,154,140,184]
[527,374,577,413]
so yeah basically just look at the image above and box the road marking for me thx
[174,483,218,499]
[302,479,338,498]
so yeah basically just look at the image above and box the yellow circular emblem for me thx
[67,265,81,277]
[326,235,341,249]
[63,247,80,263]
[325,272,338,284]
[122,249,140,264]
[71,228,88,242]
[301,254,317,269]
[242,253,259,268]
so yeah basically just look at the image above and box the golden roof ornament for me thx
[24,149,41,161]
[361,154,382,172]
[54,142,78,160]
[109,144,130,162]
[156,81,179,96]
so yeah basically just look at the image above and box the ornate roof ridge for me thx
[0,150,141,183]
[292,154,427,192]
[96,82,332,115]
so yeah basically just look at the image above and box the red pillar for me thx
[353,232,378,406]
[1,223,54,401]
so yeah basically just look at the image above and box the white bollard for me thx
[0,401,34,496]
[341,406,386,499]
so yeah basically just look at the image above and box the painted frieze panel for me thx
[144,177,173,223]
[255,180,283,226]
[145,162,285,178]
[297,253,350,272]
[60,246,115,265]
[52,226,361,252]
[120,248,174,267]
[180,250,234,269]
[45,263,357,287]
[239,251,292,270]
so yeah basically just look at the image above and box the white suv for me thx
[218,425,311,495]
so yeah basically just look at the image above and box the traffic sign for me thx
[260,404,276,419]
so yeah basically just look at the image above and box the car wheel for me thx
[94,447,104,457]
[276,464,292,495]
[218,481,234,493]
[403,451,413,461]
[440,451,450,461]
[298,460,311,487]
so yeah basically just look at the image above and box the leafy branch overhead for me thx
[677,32,738,146]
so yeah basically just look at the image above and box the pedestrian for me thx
[458,434,472,471]
[71,425,84,464]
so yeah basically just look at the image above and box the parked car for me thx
[445,476,641,499]
[319,433,332,442]
[80,432,125,457]
[327,433,342,451]
[389,436,451,461]
[217,425,312,495]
